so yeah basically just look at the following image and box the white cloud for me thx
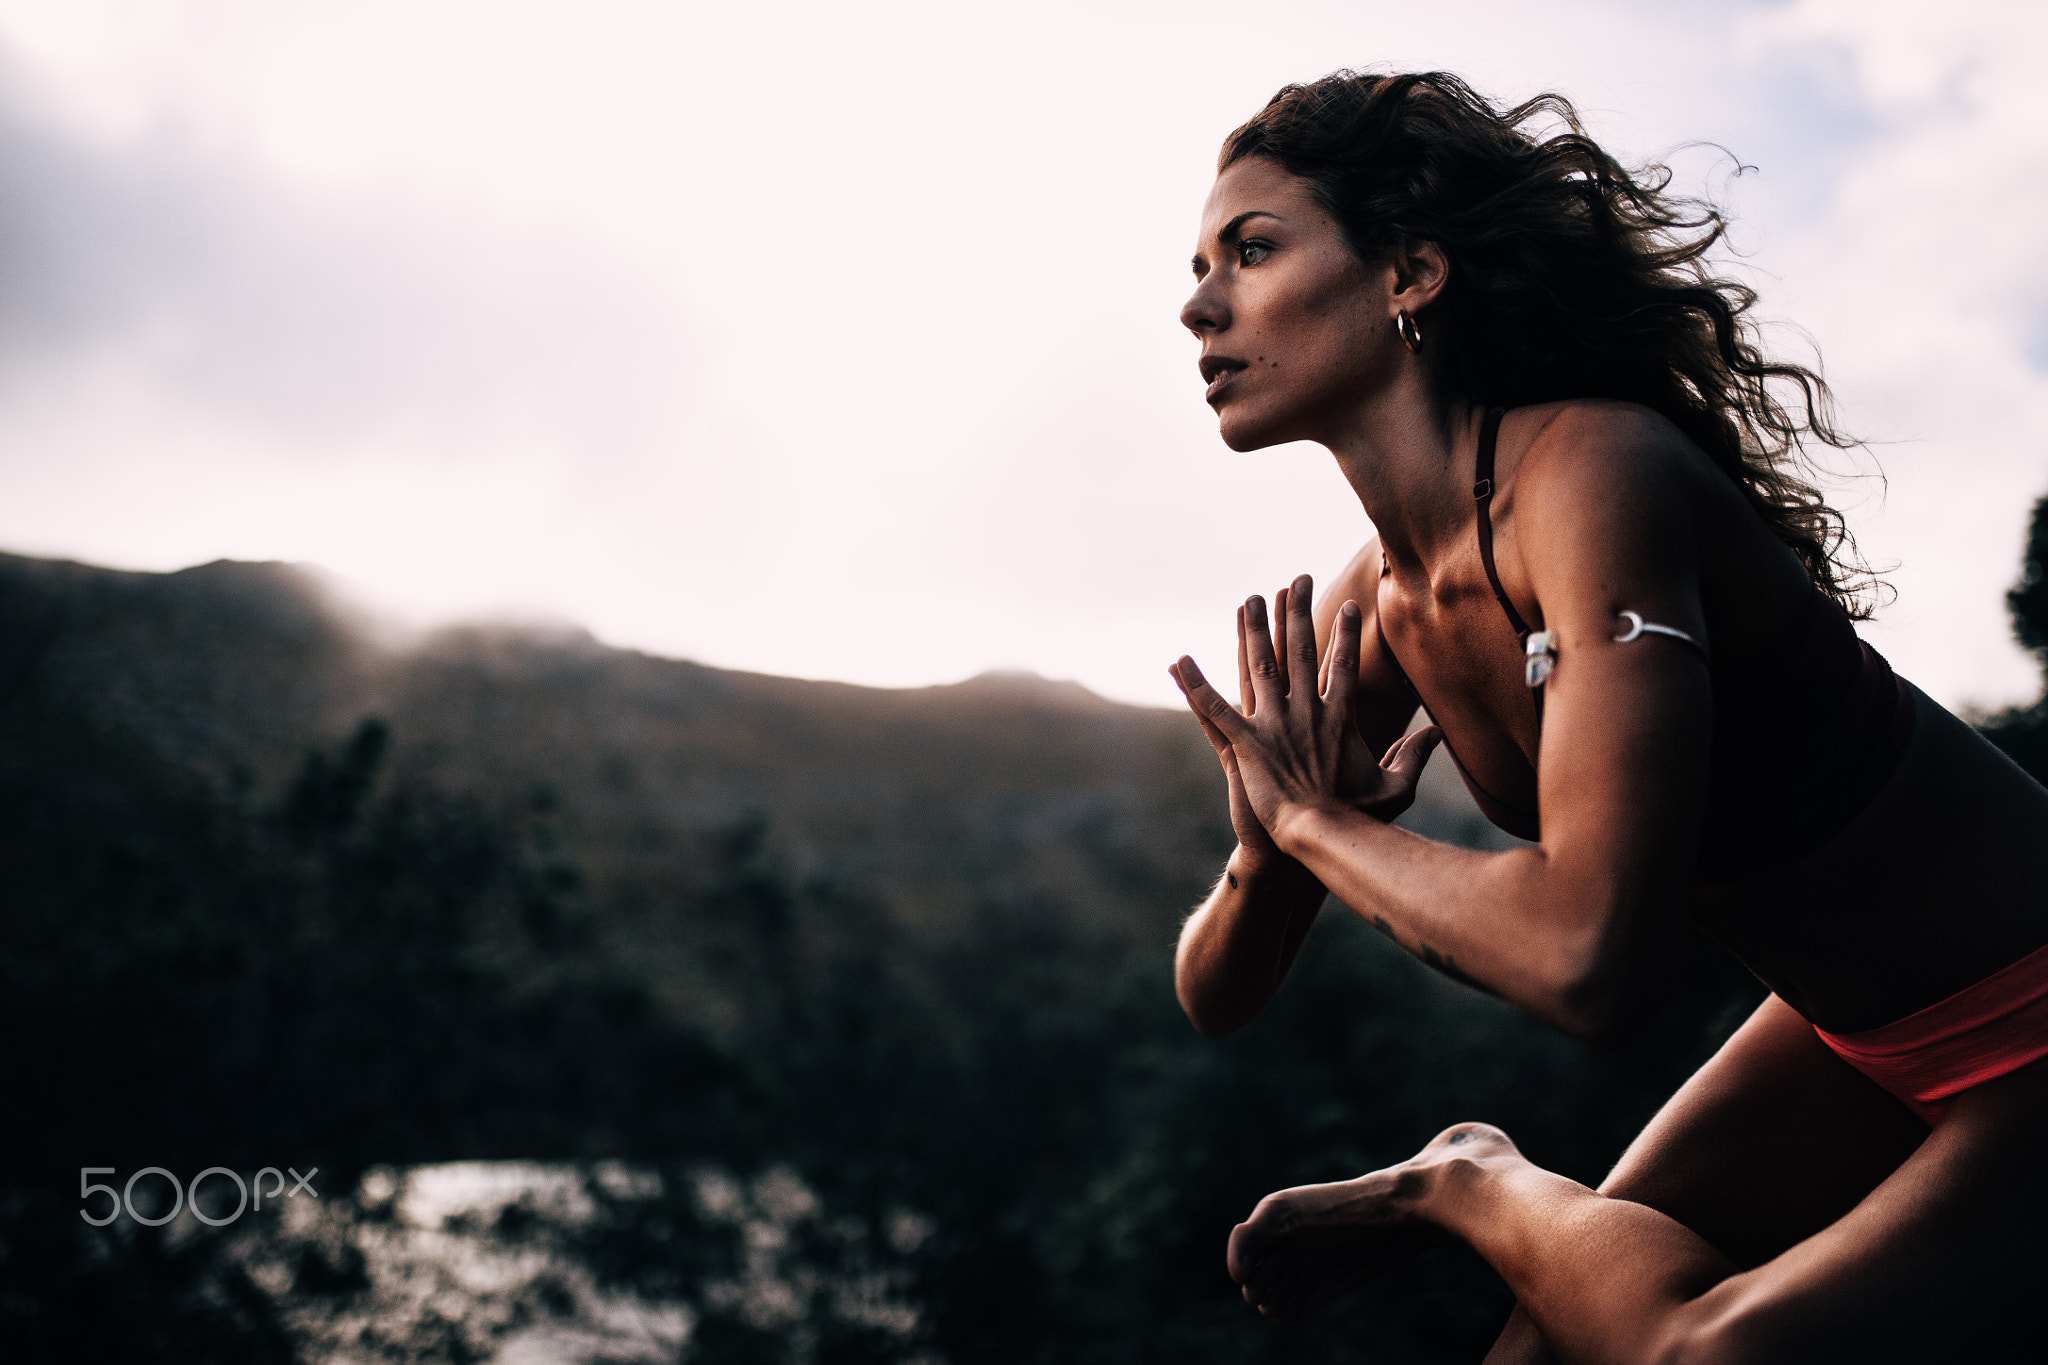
[0,0,2042,711]
[0,58,680,454]
[1738,0,2048,708]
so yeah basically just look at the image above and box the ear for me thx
[1388,239,1450,314]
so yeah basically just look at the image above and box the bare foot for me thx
[1227,1122,1521,1323]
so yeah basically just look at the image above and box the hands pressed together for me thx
[1168,574,1442,863]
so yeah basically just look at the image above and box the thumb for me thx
[1171,662,1244,761]
[1382,725,1444,782]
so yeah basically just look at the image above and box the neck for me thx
[1324,372,1486,574]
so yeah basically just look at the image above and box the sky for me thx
[0,0,2044,711]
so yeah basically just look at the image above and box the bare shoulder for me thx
[1501,400,1724,604]
[1316,533,1417,744]
[1322,537,1384,617]
[1508,400,1713,521]
[1310,536,1384,650]
[1507,401,1728,564]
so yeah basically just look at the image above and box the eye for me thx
[1236,239,1273,266]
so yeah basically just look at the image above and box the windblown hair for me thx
[1223,71,1880,615]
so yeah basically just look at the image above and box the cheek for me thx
[1280,311,1374,389]
[1302,273,1376,342]
[1270,269,1374,370]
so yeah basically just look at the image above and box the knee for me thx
[1646,1295,1790,1365]
[1648,1321,1741,1365]
[1482,1304,1559,1365]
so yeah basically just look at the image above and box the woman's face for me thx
[1180,157,1392,452]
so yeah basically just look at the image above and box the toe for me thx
[1244,1255,1283,1303]
[1226,1227,1251,1284]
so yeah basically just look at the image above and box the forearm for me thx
[1174,845,1328,1037]
[1272,804,1610,1032]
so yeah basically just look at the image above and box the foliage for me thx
[0,553,1759,1363]
[1979,490,2048,782]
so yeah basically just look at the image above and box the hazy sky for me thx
[0,0,2044,710]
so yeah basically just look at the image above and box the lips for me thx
[1199,356,1247,402]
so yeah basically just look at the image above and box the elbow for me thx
[1549,972,1630,1042]
[1175,977,1254,1039]
[1549,950,1675,1043]
[1533,926,1636,1042]
[1520,877,1678,1041]
[1173,918,1264,1039]
[1185,1010,1246,1041]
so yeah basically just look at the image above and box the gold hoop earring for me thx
[1396,311,1424,354]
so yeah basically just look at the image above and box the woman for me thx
[1167,72,2048,1363]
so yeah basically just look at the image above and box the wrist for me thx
[1227,842,1320,895]
[1268,799,1341,861]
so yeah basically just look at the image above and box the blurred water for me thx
[218,1160,937,1365]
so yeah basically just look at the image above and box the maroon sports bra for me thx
[1376,408,1916,881]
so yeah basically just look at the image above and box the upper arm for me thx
[1512,408,1719,987]
[1312,539,1419,757]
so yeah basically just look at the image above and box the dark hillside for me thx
[0,549,1509,1026]
[0,549,1751,1365]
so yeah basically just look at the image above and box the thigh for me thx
[1486,995,1928,1365]
[1598,993,1927,1269]
[1678,1057,2048,1361]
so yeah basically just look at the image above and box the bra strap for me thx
[1472,407,1531,642]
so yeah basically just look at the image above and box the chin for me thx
[1215,405,1293,453]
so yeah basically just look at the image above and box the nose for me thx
[1180,277,1228,337]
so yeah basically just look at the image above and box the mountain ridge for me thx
[0,546,1510,987]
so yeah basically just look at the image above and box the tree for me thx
[1978,490,2048,782]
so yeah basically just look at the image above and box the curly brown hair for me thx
[1222,70,1881,616]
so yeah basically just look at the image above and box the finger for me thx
[1323,600,1362,708]
[1383,725,1444,780]
[1216,745,1256,804]
[1242,595,1284,714]
[1273,585,1291,697]
[1174,655,1257,743]
[1171,667,1235,760]
[1236,605,1254,716]
[1378,726,1420,770]
[1318,611,1336,695]
[1379,727,1412,766]
[1287,574,1318,694]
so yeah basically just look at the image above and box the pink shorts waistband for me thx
[1813,938,2048,1125]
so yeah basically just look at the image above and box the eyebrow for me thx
[1218,210,1284,241]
